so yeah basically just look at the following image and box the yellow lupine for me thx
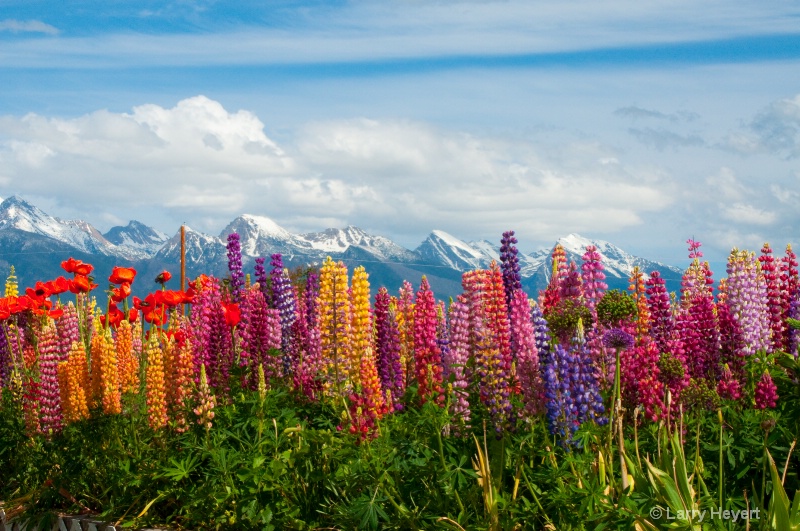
[318,256,352,396]
[90,323,121,414]
[58,342,90,423]
[4,265,18,297]
[350,266,385,416]
[145,336,168,430]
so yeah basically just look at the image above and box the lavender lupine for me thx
[725,249,771,355]
[374,288,404,410]
[531,302,551,373]
[509,289,542,418]
[500,230,522,310]
[37,322,63,436]
[445,296,471,427]
[226,232,245,302]
[270,254,296,376]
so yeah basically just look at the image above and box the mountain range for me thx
[0,195,684,300]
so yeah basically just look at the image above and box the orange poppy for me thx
[109,266,137,285]
[69,274,96,294]
[110,282,132,303]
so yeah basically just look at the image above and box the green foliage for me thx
[596,289,638,328]
[544,298,594,341]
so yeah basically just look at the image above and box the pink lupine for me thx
[445,296,471,428]
[413,276,443,405]
[778,244,798,350]
[581,245,607,318]
[509,289,542,418]
[759,243,783,352]
[37,322,63,436]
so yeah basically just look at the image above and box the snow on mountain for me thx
[300,226,418,262]
[103,220,169,259]
[0,196,118,255]
[220,214,306,257]
[155,225,226,264]
[415,230,492,270]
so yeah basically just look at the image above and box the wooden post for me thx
[180,224,186,314]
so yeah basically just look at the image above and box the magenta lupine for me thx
[500,230,522,310]
[788,288,800,356]
[725,249,771,355]
[509,289,542,418]
[0,323,11,387]
[56,303,80,361]
[270,254,296,376]
[294,272,322,397]
[190,278,234,390]
[759,243,783,352]
[608,331,664,422]
[445,296,471,428]
[238,287,281,385]
[676,261,720,381]
[413,277,444,405]
[559,261,584,302]
[375,287,404,410]
[779,245,798,350]
[645,271,673,354]
[754,371,778,409]
[226,232,245,302]
[581,245,607,318]
[37,322,63,436]
[716,364,742,401]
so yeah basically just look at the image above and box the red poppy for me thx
[155,270,172,284]
[29,282,52,299]
[159,290,184,308]
[49,276,71,295]
[0,298,11,320]
[166,329,187,347]
[48,307,64,320]
[100,303,125,329]
[69,274,97,294]
[110,282,132,303]
[10,295,33,313]
[222,302,241,327]
[128,308,138,323]
[109,266,137,285]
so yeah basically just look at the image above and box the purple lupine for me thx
[375,287,405,411]
[531,302,551,374]
[226,232,245,302]
[269,254,296,376]
[500,230,522,310]
[254,257,268,294]
[37,322,63,436]
[725,249,771,355]
[543,343,578,444]
[581,245,607,318]
[509,289,542,419]
[754,371,778,409]
[445,296,471,428]
[302,272,322,384]
[0,323,11,388]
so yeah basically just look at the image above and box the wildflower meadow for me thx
[1,231,799,530]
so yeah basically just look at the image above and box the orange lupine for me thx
[145,336,168,430]
[58,342,90,424]
[165,325,193,432]
[115,320,139,394]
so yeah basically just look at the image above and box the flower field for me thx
[1,231,799,530]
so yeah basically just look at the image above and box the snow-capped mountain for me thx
[104,220,170,259]
[0,196,118,256]
[300,226,418,262]
[415,230,491,270]
[0,195,686,299]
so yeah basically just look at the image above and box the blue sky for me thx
[0,0,799,267]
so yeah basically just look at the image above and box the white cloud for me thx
[0,96,675,244]
[0,19,58,35]
[720,203,777,226]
